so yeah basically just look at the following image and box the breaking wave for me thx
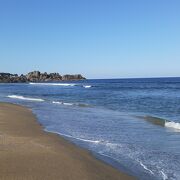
[52,101,90,107]
[29,82,76,86]
[52,101,63,105]
[165,121,180,130]
[83,85,92,88]
[29,82,94,89]
[137,115,180,130]
[52,101,73,106]
[46,130,100,144]
[7,95,44,102]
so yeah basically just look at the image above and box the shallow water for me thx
[0,78,180,180]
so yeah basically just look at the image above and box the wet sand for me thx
[0,102,134,180]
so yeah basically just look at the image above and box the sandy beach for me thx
[0,102,134,180]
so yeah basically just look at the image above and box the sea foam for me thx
[46,131,100,144]
[7,95,44,102]
[83,85,92,88]
[29,82,76,86]
[52,101,73,106]
[160,170,168,180]
[52,101,90,107]
[165,121,180,130]
[138,161,154,175]
[52,101,63,105]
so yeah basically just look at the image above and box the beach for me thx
[0,102,134,180]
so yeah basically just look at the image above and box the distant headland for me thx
[0,71,86,83]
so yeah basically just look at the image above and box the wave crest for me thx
[165,121,180,130]
[137,115,180,130]
[52,101,63,104]
[7,95,44,102]
[52,101,90,107]
[29,82,76,86]
[83,85,92,88]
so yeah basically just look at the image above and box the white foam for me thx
[56,132,73,138]
[160,170,168,180]
[7,95,44,102]
[165,121,180,130]
[63,102,73,106]
[83,85,92,88]
[74,137,100,143]
[139,161,154,175]
[52,101,73,106]
[52,101,63,104]
[29,82,76,86]
[52,101,90,108]
[54,132,100,144]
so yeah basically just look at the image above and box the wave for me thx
[137,116,166,126]
[7,95,44,102]
[74,136,100,143]
[47,131,100,144]
[138,160,154,175]
[41,127,172,179]
[52,101,63,105]
[165,121,180,130]
[75,103,91,107]
[29,82,93,89]
[63,102,73,106]
[29,82,76,86]
[160,170,168,180]
[52,101,75,106]
[137,115,180,130]
[52,101,90,107]
[83,85,92,88]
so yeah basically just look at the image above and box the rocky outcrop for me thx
[0,71,86,83]
[0,73,26,83]
[62,74,85,81]
[26,71,63,82]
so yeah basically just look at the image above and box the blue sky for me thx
[0,0,180,78]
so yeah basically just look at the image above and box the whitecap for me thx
[83,85,92,88]
[63,102,73,106]
[29,82,76,86]
[137,115,180,130]
[52,101,63,104]
[165,121,180,130]
[7,95,44,102]
[52,101,90,108]
[52,101,73,106]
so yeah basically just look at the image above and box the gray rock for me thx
[62,74,85,81]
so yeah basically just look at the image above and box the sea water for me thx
[0,78,180,180]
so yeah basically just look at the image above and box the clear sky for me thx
[0,0,180,78]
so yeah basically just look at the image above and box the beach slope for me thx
[0,102,134,180]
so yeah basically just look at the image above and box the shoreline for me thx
[0,102,134,180]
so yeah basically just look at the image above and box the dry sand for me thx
[0,102,134,180]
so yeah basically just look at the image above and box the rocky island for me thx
[0,71,86,83]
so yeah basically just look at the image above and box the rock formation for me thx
[62,74,85,81]
[0,71,86,83]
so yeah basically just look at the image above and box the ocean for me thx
[0,78,180,180]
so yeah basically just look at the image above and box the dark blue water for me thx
[0,78,180,180]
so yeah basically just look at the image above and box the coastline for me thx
[0,102,134,180]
